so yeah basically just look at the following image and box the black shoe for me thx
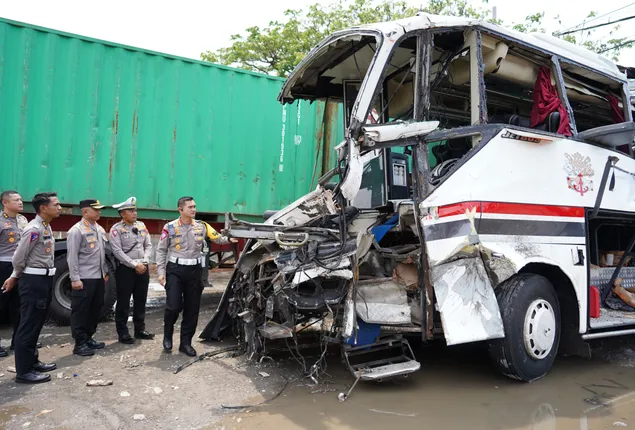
[163,323,173,352]
[16,371,51,384]
[73,344,95,357]
[178,345,197,357]
[163,336,173,352]
[86,338,105,349]
[33,361,57,373]
[118,334,136,345]
[0,346,7,358]
[135,331,155,340]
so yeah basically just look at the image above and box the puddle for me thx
[218,338,635,430]
[0,406,30,428]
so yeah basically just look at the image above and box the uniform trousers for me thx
[115,264,149,337]
[164,262,202,346]
[14,274,53,375]
[71,279,104,345]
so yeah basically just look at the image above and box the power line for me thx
[560,2,635,33]
[556,14,635,36]
[598,38,635,53]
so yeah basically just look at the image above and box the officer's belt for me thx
[24,267,56,276]
[0,256,12,262]
[168,256,201,266]
[130,259,146,265]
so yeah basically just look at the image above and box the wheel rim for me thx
[523,299,556,359]
[54,271,72,311]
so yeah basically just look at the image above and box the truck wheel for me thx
[488,273,561,382]
[49,255,117,325]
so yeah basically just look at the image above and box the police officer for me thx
[110,197,154,344]
[156,196,237,356]
[1,192,61,383]
[67,199,108,357]
[0,190,28,357]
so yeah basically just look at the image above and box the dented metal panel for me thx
[431,254,505,346]
[0,18,343,218]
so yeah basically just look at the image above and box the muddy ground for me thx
[2,273,635,429]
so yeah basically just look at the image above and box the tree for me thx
[201,0,633,75]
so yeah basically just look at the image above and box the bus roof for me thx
[358,13,626,82]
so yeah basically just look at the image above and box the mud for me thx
[219,338,635,430]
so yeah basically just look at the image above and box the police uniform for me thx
[66,200,107,355]
[11,214,57,383]
[156,218,229,356]
[110,197,154,343]
[0,211,28,357]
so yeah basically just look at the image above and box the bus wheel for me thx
[489,273,561,382]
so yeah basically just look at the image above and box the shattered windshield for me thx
[280,33,382,105]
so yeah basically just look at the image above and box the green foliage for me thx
[201,0,633,75]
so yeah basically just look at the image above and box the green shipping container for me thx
[0,18,344,221]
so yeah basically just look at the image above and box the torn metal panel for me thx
[292,263,353,284]
[341,142,364,201]
[362,121,439,146]
[348,212,381,236]
[393,262,418,291]
[343,280,356,339]
[431,255,504,345]
[355,233,374,262]
[356,278,411,325]
[258,322,294,339]
[397,202,419,236]
[266,188,338,227]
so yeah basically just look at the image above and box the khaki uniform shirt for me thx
[67,219,107,281]
[0,211,28,261]
[109,220,152,268]
[155,219,228,276]
[10,215,55,278]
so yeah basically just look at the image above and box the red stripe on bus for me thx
[438,202,585,218]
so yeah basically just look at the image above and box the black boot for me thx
[178,344,197,357]
[163,324,173,352]
[0,345,7,358]
[135,331,155,340]
[86,338,105,349]
[73,343,95,357]
[16,371,51,384]
[33,361,57,373]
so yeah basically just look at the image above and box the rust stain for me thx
[253,175,260,184]
[173,127,177,142]
[321,102,338,174]
[132,110,138,137]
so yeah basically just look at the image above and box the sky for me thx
[2,0,635,67]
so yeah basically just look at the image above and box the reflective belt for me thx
[168,257,201,266]
[24,267,56,276]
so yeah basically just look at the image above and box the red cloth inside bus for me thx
[608,94,625,123]
[530,66,572,136]
[608,94,629,153]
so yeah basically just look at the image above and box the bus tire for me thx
[488,273,560,382]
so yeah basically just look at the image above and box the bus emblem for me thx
[564,153,594,196]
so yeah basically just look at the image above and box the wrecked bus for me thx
[202,13,635,385]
